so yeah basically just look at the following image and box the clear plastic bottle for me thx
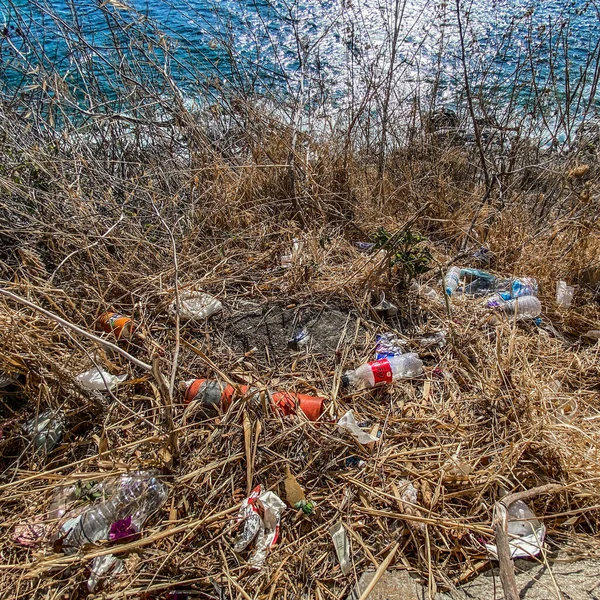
[501,296,542,319]
[342,353,423,388]
[444,266,461,296]
[60,473,168,553]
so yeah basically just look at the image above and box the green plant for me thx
[371,226,433,287]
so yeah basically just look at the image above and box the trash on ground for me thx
[287,326,310,350]
[498,296,542,319]
[417,331,447,348]
[337,410,379,445]
[12,522,46,547]
[97,311,135,340]
[284,465,314,515]
[281,238,302,268]
[88,554,124,592]
[24,409,64,453]
[76,367,127,391]
[169,291,223,321]
[472,246,493,266]
[342,353,423,388]
[395,479,425,531]
[486,499,546,559]
[330,521,351,575]
[58,472,168,554]
[375,332,405,359]
[556,399,578,423]
[444,266,461,296]
[355,241,374,252]
[374,292,398,318]
[556,280,575,307]
[233,485,286,569]
[183,378,324,421]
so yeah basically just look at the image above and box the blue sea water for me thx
[1,0,599,130]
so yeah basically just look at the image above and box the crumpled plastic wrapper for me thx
[24,409,64,453]
[233,485,286,569]
[396,479,424,532]
[337,411,379,445]
[12,522,46,547]
[485,500,546,559]
[76,367,127,391]
[169,291,223,321]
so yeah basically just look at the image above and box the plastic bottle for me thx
[510,277,538,298]
[444,266,461,296]
[375,332,405,359]
[501,296,542,319]
[97,312,135,340]
[342,353,423,388]
[60,473,168,553]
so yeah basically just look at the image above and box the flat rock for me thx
[350,556,600,600]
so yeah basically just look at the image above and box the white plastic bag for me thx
[76,368,127,391]
[337,411,379,445]
[169,291,223,321]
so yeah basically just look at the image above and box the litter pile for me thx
[1,225,600,599]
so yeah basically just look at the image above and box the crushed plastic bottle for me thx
[169,291,223,321]
[510,277,538,298]
[374,332,405,359]
[76,367,127,391]
[24,410,64,453]
[59,473,168,554]
[472,247,493,266]
[500,296,542,319]
[342,353,423,388]
[444,266,461,296]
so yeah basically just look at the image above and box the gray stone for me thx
[349,556,600,600]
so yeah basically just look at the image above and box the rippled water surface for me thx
[1,0,599,115]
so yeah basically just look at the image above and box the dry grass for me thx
[0,103,599,599]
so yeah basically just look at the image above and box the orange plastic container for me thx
[98,312,134,339]
[184,379,324,421]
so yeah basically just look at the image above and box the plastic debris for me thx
[345,456,366,469]
[59,472,168,553]
[98,312,135,339]
[444,266,461,296]
[281,238,302,268]
[355,241,374,252]
[556,280,574,307]
[556,399,578,423]
[169,291,223,321]
[396,479,424,532]
[337,411,379,445]
[233,485,286,569]
[24,409,64,453]
[76,367,127,391]
[288,326,310,350]
[284,465,315,515]
[182,378,324,421]
[583,330,600,341]
[417,331,447,348]
[500,296,542,319]
[486,499,546,559]
[12,522,46,547]
[509,277,538,298]
[88,554,124,592]
[342,353,423,388]
[330,521,351,575]
[0,372,15,388]
[373,292,398,318]
[374,332,405,359]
